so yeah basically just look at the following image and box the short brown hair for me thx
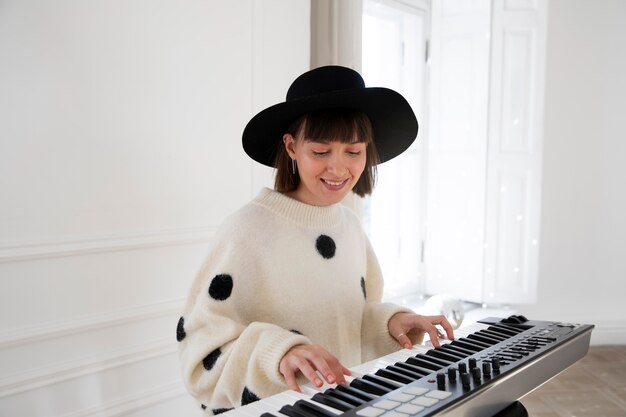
[274,110,379,197]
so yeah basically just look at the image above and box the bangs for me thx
[287,110,373,144]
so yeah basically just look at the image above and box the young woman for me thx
[177,66,454,415]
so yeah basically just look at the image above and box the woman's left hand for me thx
[388,313,455,348]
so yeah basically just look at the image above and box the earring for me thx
[291,159,297,175]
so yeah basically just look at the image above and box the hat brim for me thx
[242,87,418,167]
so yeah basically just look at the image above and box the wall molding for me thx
[588,319,626,346]
[61,381,188,417]
[0,298,183,349]
[0,225,217,263]
[0,336,176,399]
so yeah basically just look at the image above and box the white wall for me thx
[521,0,626,345]
[0,1,309,416]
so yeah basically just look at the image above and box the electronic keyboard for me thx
[221,316,594,417]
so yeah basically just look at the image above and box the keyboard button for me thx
[403,386,429,396]
[388,393,414,403]
[411,396,439,407]
[396,404,425,414]
[372,399,401,410]
[356,407,385,417]
[425,390,452,400]
[381,411,408,417]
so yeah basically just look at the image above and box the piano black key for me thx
[324,388,366,406]
[427,347,465,362]
[394,361,432,376]
[350,378,392,396]
[335,384,376,401]
[387,364,425,380]
[469,332,501,345]
[473,330,506,345]
[375,368,415,384]
[479,329,509,341]
[279,404,311,417]
[440,343,474,357]
[362,374,404,390]
[451,339,485,351]
[464,335,494,348]
[406,356,443,371]
[418,353,454,367]
[488,324,521,337]
[261,413,279,417]
[311,393,353,412]
[292,400,337,417]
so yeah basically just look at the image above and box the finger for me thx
[336,365,352,385]
[440,317,456,340]
[298,360,324,388]
[310,356,345,385]
[282,368,301,393]
[427,326,442,347]
[396,332,412,349]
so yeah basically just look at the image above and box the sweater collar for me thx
[252,188,344,228]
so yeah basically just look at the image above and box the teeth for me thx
[324,179,344,186]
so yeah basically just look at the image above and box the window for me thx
[361,0,429,304]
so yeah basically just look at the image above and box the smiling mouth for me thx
[321,178,349,189]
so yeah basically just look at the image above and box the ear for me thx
[283,133,297,159]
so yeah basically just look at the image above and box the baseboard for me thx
[588,319,626,345]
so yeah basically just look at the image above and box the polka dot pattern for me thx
[316,235,336,259]
[209,274,233,301]
[360,277,367,299]
[241,387,260,405]
[176,316,186,342]
[203,348,222,371]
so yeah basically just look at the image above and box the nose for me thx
[326,153,347,176]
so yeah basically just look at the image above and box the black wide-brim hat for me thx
[242,65,418,167]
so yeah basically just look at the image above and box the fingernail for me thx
[315,378,322,387]
[327,375,335,383]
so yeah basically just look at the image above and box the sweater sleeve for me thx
[177,220,310,414]
[360,236,424,362]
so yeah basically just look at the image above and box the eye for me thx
[312,150,329,156]
[347,150,362,156]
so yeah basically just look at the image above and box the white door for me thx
[425,0,492,302]
[481,0,547,305]
[425,0,546,305]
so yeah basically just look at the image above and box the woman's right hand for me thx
[279,344,351,392]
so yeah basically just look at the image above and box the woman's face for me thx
[283,134,367,206]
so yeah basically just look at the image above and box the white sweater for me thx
[177,188,418,414]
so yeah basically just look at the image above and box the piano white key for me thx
[277,390,341,415]
[257,396,300,417]
[224,406,259,417]
[240,403,275,417]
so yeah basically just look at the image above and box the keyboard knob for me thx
[492,357,501,372]
[469,358,477,369]
[460,372,470,389]
[459,362,467,373]
[437,372,446,388]
[448,367,457,382]
[471,367,482,382]
[482,361,492,376]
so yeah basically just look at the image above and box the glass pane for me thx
[362,0,427,302]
